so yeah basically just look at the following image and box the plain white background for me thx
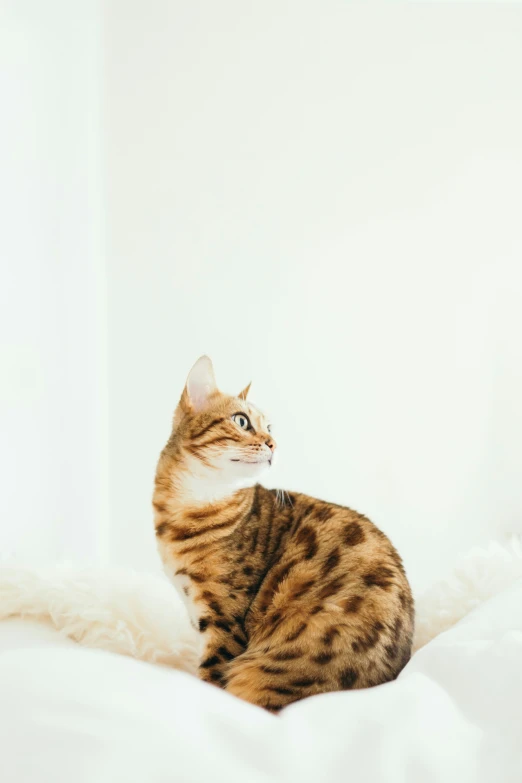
[2,2,522,592]
[0,1,108,563]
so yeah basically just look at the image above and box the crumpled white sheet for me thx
[1,578,521,783]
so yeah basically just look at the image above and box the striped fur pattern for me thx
[154,357,414,711]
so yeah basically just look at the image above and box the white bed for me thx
[1,573,521,783]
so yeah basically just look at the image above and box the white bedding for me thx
[1,579,521,783]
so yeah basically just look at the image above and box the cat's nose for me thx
[265,438,275,452]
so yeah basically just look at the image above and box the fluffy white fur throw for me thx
[0,565,201,673]
[1,538,521,668]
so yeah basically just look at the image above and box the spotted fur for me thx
[154,357,414,711]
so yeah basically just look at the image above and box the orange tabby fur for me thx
[153,357,414,711]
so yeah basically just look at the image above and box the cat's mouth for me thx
[230,458,272,467]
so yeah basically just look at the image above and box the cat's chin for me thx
[230,458,271,466]
[226,458,271,481]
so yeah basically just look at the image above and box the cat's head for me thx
[167,356,276,489]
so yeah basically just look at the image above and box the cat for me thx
[153,356,414,711]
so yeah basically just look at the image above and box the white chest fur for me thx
[163,561,203,632]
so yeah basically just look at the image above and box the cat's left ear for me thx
[183,355,218,412]
[238,382,251,401]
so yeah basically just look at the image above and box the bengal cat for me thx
[153,356,414,711]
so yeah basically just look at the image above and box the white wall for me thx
[0,1,108,562]
[5,2,521,591]
[103,3,522,591]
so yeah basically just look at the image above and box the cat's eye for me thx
[232,413,251,431]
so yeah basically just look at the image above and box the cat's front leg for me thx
[198,617,248,687]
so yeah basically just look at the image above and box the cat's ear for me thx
[180,355,218,413]
[238,382,251,401]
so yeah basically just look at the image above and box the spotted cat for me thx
[153,356,414,711]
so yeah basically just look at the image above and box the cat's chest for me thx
[162,560,203,631]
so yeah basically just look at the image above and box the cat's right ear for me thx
[238,382,251,401]
[174,356,217,425]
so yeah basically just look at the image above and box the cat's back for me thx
[259,485,410,587]
[246,485,414,684]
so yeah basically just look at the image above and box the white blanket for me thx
[1,577,522,783]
